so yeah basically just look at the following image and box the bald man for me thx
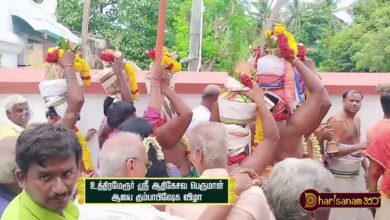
[185,85,222,137]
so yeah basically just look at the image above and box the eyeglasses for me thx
[128,157,153,169]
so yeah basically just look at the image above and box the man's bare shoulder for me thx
[328,112,344,122]
[355,115,361,122]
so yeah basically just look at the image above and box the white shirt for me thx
[185,105,211,138]
[78,203,185,220]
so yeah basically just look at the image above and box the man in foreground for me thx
[2,123,82,220]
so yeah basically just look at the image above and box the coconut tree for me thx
[250,0,275,30]
[285,0,306,32]
[81,0,91,62]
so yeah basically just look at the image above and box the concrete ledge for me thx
[1,67,389,95]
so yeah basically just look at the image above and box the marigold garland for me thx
[75,130,94,204]
[100,49,139,101]
[302,134,322,162]
[76,130,94,172]
[179,136,191,160]
[298,44,307,62]
[254,114,264,146]
[302,136,308,156]
[264,24,298,59]
[254,114,274,182]
[124,63,139,101]
[309,134,322,162]
[146,47,182,73]
[45,39,91,86]
[100,49,116,62]
[143,136,164,161]
[76,178,85,204]
[253,114,273,183]
[74,54,91,86]
[274,24,286,36]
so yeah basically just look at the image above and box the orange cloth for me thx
[366,128,390,197]
[256,75,284,88]
[366,119,390,142]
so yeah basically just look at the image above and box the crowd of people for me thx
[0,27,389,220]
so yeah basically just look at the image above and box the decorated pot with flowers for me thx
[256,22,301,118]
[144,47,181,94]
[97,49,140,101]
[146,47,182,76]
[39,38,91,114]
[43,38,91,86]
[218,76,257,125]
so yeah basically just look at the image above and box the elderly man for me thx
[0,95,30,139]
[265,158,334,220]
[166,122,275,220]
[0,136,21,216]
[2,123,81,220]
[79,132,253,220]
[185,85,221,137]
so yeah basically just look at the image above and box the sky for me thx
[334,0,356,23]
[306,0,357,23]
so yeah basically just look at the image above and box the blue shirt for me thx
[0,184,17,217]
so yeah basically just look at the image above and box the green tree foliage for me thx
[250,0,274,32]
[56,0,390,72]
[285,0,306,32]
[57,0,182,69]
[320,0,390,72]
[173,0,257,72]
[289,0,345,66]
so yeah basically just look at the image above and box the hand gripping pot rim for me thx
[97,68,120,95]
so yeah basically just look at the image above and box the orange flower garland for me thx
[44,39,91,86]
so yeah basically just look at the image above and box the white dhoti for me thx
[39,79,71,118]
[223,124,251,157]
[328,163,374,220]
[375,195,390,220]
